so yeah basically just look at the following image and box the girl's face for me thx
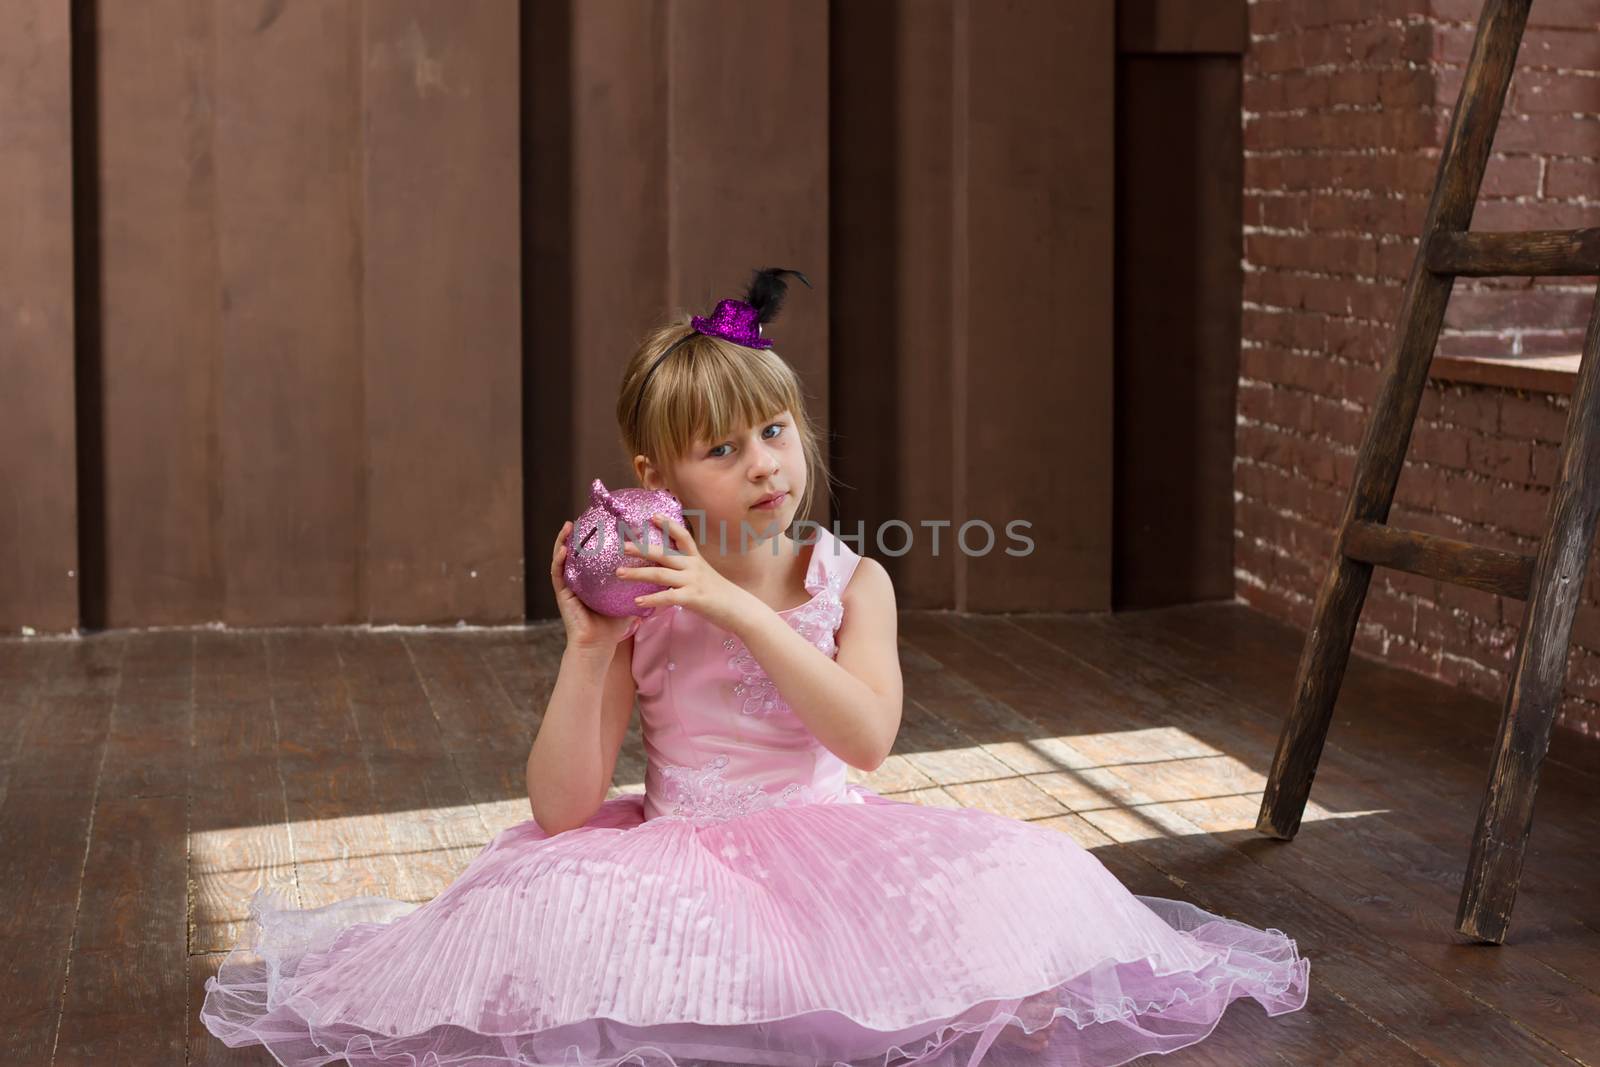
[651,410,805,549]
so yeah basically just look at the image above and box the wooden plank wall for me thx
[2,0,522,633]
[830,0,1116,614]
[359,3,521,624]
[2,0,1243,631]
[0,1,77,634]
[105,0,518,629]
[1113,0,1248,609]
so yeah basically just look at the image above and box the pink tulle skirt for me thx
[200,785,1309,1066]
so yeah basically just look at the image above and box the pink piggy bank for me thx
[563,479,686,618]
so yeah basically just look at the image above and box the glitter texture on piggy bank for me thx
[563,479,686,618]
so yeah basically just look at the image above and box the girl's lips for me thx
[752,491,788,510]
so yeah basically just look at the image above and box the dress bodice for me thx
[625,526,864,823]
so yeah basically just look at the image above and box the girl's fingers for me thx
[624,531,683,566]
[551,524,573,589]
[616,565,677,586]
[622,531,657,559]
[652,513,694,556]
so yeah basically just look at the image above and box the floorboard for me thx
[2,603,1595,1065]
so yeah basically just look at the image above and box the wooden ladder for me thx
[1255,0,1600,945]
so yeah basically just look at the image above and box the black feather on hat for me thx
[745,267,812,325]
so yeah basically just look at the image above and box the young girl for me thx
[201,268,1309,1066]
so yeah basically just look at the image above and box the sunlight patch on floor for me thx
[188,725,1387,937]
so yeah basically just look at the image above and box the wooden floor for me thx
[3,602,1598,1065]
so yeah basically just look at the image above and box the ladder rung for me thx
[1426,228,1600,277]
[1342,520,1535,599]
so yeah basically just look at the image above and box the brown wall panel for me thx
[523,0,672,623]
[961,0,1116,611]
[832,0,959,611]
[213,1,364,625]
[96,0,224,626]
[1118,0,1248,55]
[832,0,1115,613]
[90,0,521,629]
[0,1,78,633]
[363,1,523,623]
[522,0,578,620]
[569,0,671,518]
[1114,54,1243,609]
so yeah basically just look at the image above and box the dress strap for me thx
[805,526,862,597]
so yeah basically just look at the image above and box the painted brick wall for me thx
[1240,0,1600,740]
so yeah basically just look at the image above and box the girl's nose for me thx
[748,447,780,479]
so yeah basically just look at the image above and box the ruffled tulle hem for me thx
[200,886,1309,1067]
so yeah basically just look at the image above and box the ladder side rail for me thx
[1457,287,1600,943]
[1256,0,1534,840]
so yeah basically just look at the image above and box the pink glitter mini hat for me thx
[630,266,812,432]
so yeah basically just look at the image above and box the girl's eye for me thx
[707,423,783,458]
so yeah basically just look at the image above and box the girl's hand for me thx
[615,513,757,632]
[550,520,637,654]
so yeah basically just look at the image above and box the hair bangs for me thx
[645,335,802,462]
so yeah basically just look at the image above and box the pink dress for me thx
[201,527,1309,1066]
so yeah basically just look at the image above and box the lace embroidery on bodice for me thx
[656,754,807,826]
[722,564,847,717]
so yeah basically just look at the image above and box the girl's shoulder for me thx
[840,551,890,602]
[835,552,895,639]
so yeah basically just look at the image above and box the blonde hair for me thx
[617,314,832,525]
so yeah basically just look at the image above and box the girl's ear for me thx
[633,454,659,489]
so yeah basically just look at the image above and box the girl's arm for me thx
[526,636,638,834]
[731,557,903,771]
